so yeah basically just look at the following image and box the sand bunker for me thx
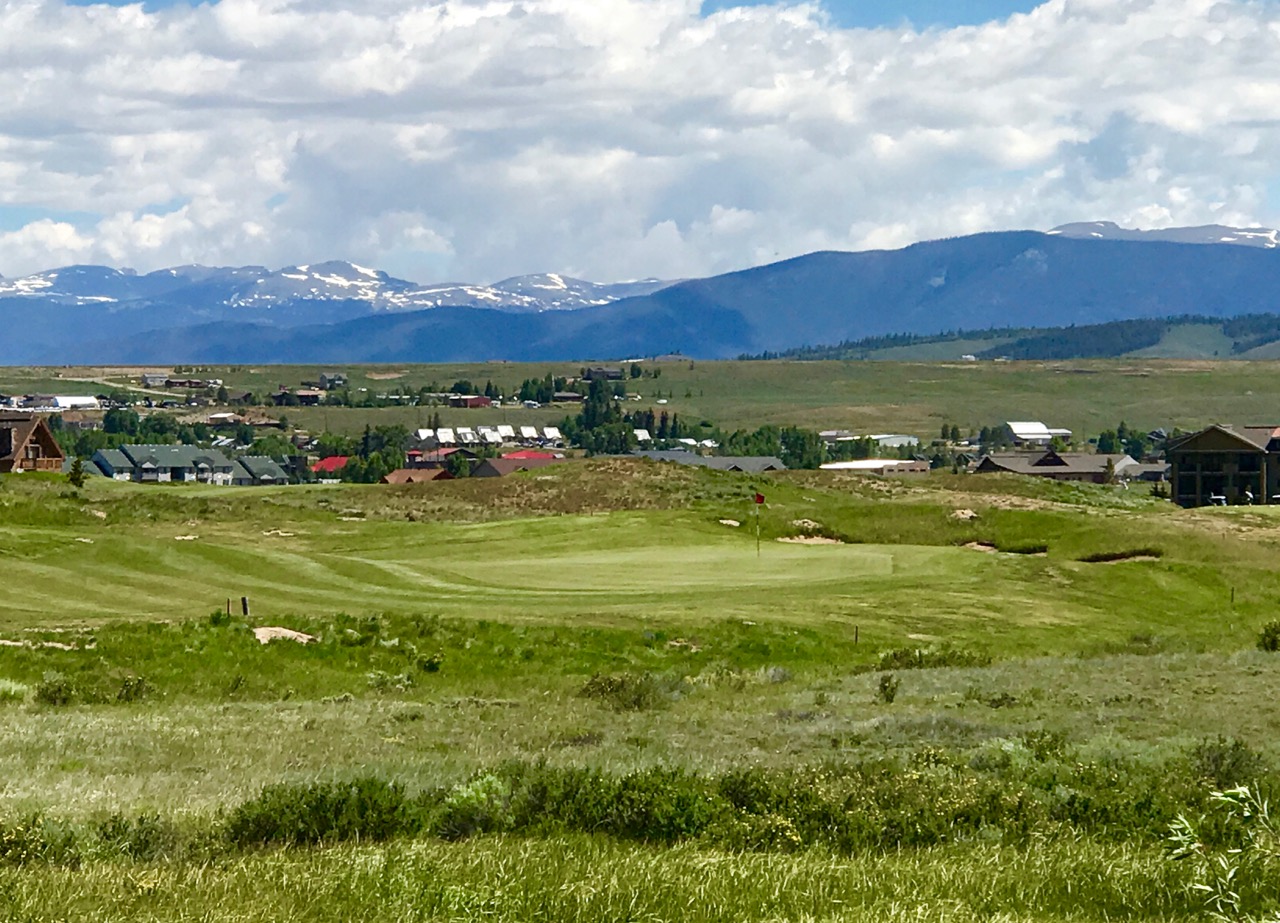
[252,627,317,645]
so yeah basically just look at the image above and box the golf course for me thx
[3,444,1280,920]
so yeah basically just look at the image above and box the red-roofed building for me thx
[312,455,350,474]
[502,449,558,461]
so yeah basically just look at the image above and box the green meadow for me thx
[5,460,1280,920]
[11,356,1280,435]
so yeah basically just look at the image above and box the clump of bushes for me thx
[0,815,80,867]
[875,646,992,672]
[1188,736,1264,789]
[115,675,152,703]
[5,737,1278,865]
[1258,620,1280,653]
[876,673,900,704]
[33,671,75,706]
[0,679,30,705]
[224,777,414,848]
[94,813,179,861]
[578,672,687,711]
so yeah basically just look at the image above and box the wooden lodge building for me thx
[0,413,64,473]
[1166,424,1280,507]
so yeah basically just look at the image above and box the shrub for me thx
[115,675,152,703]
[0,815,80,867]
[224,777,413,848]
[1258,620,1280,653]
[0,679,30,705]
[431,773,513,841]
[1189,736,1264,789]
[578,672,686,711]
[876,646,992,672]
[33,672,74,706]
[876,673,900,704]
[94,812,179,861]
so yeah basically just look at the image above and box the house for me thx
[583,367,624,381]
[312,456,350,476]
[164,378,207,391]
[1007,421,1073,447]
[232,456,290,486]
[381,468,454,484]
[633,451,787,473]
[273,388,326,406]
[92,448,136,480]
[319,372,348,390]
[974,449,1136,484]
[407,446,480,469]
[471,456,562,477]
[1166,424,1280,506]
[448,395,492,409]
[503,449,559,461]
[140,373,170,388]
[0,413,65,473]
[820,459,930,476]
[90,444,235,484]
[552,391,585,403]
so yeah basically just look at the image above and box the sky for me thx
[3,0,1279,283]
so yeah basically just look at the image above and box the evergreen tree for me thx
[67,457,86,489]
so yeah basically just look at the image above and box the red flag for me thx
[754,492,765,505]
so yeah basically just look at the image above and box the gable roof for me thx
[312,455,350,474]
[234,456,289,481]
[977,451,1136,475]
[0,413,66,470]
[118,444,233,470]
[632,451,788,472]
[381,468,454,484]
[502,449,558,460]
[472,457,562,477]
[1166,424,1280,453]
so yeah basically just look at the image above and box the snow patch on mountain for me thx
[0,260,676,315]
[1050,221,1279,249]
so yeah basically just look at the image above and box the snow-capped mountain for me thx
[0,261,674,313]
[1049,221,1279,248]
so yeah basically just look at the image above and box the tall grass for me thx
[0,835,1207,922]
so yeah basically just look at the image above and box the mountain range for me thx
[4,222,1279,364]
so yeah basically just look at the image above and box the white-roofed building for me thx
[414,428,435,443]
[1007,421,1071,447]
[543,426,562,444]
[519,425,539,441]
[435,427,456,445]
[496,424,516,440]
[820,459,930,476]
[867,434,920,449]
[457,428,478,445]
[53,396,101,411]
[634,428,652,442]
[481,430,502,445]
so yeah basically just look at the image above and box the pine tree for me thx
[67,457,86,489]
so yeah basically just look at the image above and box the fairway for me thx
[0,505,974,626]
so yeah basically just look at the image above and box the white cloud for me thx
[1,0,1278,282]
